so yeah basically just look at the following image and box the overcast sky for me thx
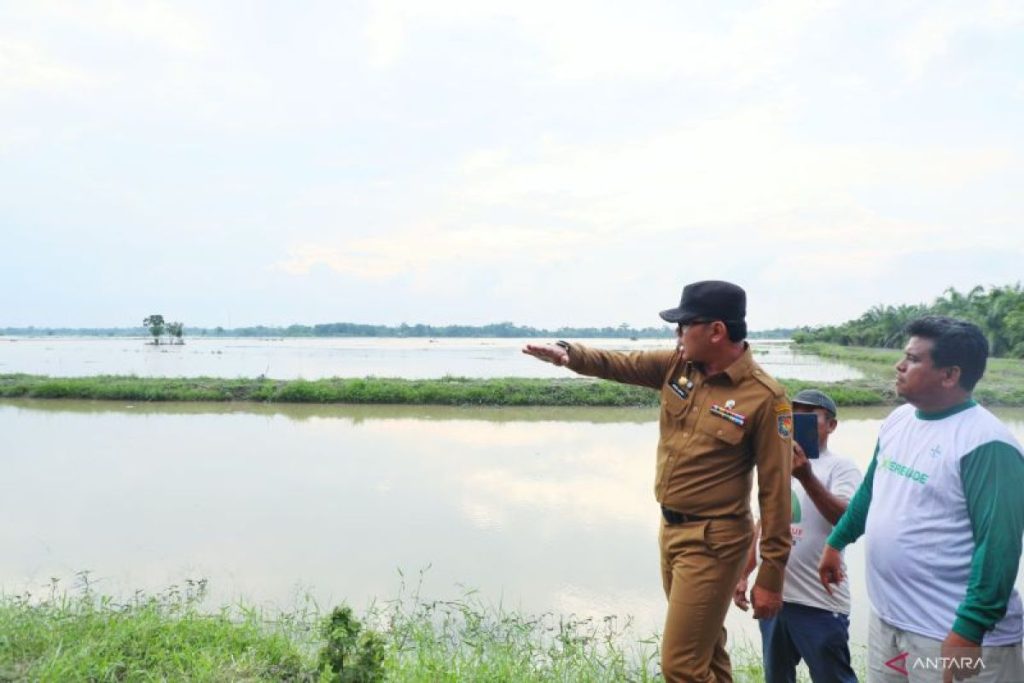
[2,0,1022,330]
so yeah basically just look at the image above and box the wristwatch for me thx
[555,340,571,359]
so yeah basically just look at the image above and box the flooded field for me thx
[0,336,863,381]
[4,399,1022,651]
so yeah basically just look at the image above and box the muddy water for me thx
[0,337,862,381]
[3,400,1021,653]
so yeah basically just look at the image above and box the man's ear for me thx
[942,365,962,389]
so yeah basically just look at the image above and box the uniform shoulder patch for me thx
[777,412,793,439]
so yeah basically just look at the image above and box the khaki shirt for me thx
[566,343,793,592]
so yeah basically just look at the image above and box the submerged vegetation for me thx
[142,314,186,345]
[0,321,796,340]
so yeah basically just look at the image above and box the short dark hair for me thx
[905,316,988,391]
[724,320,747,343]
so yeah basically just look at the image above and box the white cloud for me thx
[363,0,408,69]
[363,0,838,84]
[272,225,592,279]
[0,40,98,91]
[442,107,1012,242]
[39,0,210,55]
[898,0,1024,81]
[2,1,1022,327]
[531,0,838,85]
[270,100,1016,292]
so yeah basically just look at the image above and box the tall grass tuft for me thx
[0,574,311,681]
[369,573,661,682]
[1,573,865,681]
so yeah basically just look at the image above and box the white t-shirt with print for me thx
[784,447,863,614]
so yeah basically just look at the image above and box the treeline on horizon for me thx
[0,321,797,340]
[794,284,1024,358]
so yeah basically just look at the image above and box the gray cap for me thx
[792,389,837,416]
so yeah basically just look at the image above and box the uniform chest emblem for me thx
[668,375,693,400]
[711,403,746,426]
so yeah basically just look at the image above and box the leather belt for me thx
[660,505,708,525]
[660,505,742,525]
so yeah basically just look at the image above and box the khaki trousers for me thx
[868,611,1024,682]
[660,515,754,683]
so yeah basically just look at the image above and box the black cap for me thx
[792,389,838,417]
[659,280,746,324]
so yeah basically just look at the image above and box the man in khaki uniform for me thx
[524,280,793,682]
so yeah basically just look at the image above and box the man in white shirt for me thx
[820,316,1024,682]
[735,389,862,682]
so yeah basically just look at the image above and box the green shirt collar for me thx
[915,398,977,421]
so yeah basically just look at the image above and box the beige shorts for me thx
[867,610,1024,683]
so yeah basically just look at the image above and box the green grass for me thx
[796,342,1024,406]
[0,374,661,407]
[3,343,1023,407]
[0,573,874,681]
[0,575,666,682]
[0,577,312,682]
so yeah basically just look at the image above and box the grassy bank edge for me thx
[0,373,903,407]
[0,577,865,682]
[794,342,1024,406]
[4,343,1024,406]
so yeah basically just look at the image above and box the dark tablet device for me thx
[793,413,820,459]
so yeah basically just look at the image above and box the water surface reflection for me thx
[2,401,1021,654]
[0,337,862,381]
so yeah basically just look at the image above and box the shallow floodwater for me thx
[0,336,863,381]
[3,400,1022,654]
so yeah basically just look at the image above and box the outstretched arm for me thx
[522,343,569,367]
[523,341,674,389]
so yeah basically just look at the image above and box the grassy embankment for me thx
[2,343,1022,407]
[0,576,828,682]
[793,342,1024,406]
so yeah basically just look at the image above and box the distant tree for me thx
[166,321,185,345]
[143,314,166,345]
[795,282,1024,357]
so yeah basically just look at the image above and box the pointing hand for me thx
[522,343,569,366]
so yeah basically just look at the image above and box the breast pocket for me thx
[661,383,691,418]
[698,415,745,446]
